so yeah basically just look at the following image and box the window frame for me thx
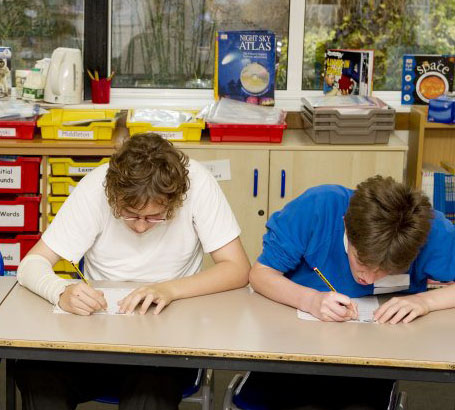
[84,0,405,111]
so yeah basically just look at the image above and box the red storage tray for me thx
[0,195,41,232]
[0,116,39,140]
[0,233,41,270]
[207,122,287,143]
[0,157,41,194]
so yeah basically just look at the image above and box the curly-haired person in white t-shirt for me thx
[15,133,250,410]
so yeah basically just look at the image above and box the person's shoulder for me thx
[187,159,213,186]
[74,163,109,193]
[296,184,353,206]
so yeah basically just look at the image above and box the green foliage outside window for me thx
[303,0,455,91]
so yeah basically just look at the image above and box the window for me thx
[110,0,290,89]
[302,0,455,91]
[0,0,84,69]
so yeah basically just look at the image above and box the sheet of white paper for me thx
[297,296,379,323]
[53,288,133,315]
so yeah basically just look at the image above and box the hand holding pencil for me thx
[310,267,358,321]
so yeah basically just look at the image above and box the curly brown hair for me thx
[104,133,190,219]
[344,175,433,273]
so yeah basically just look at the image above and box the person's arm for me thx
[374,285,455,324]
[249,262,357,322]
[118,237,250,315]
[17,239,107,315]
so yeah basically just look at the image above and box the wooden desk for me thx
[0,277,16,305]
[1,283,455,408]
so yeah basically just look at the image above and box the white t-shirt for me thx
[42,160,241,282]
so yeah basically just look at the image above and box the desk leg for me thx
[6,359,16,410]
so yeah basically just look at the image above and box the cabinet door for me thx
[269,150,405,214]
[180,148,269,264]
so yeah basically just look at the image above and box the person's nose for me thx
[133,218,149,233]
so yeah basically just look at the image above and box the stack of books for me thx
[421,161,455,224]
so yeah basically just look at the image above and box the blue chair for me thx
[223,372,407,410]
[96,368,214,409]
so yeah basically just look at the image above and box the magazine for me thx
[214,30,276,106]
[323,49,374,96]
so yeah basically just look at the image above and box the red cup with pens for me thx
[87,69,114,104]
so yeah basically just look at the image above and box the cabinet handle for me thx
[253,168,258,197]
[280,169,286,198]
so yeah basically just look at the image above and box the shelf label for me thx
[68,166,96,175]
[0,243,20,266]
[0,128,16,137]
[0,205,25,227]
[200,159,231,181]
[0,166,21,189]
[155,131,184,140]
[58,130,94,140]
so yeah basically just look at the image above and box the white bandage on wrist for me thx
[17,254,70,305]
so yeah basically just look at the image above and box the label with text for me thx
[200,159,231,181]
[68,166,96,175]
[0,243,20,266]
[0,166,21,189]
[0,205,25,227]
[155,131,184,140]
[0,128,16,137]
[58,130,94,140]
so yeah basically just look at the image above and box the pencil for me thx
[86,69,95,81]
[313,267,336,292]
[70,261,90,286]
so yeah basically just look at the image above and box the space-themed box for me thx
[401,54,455,105]
[214,30,276,106]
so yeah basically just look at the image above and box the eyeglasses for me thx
[119,215,166,224]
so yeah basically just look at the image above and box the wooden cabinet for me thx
[180,148,269,264]
[0,130,407,264]
[269,147,406,214]
[408,106,455,188]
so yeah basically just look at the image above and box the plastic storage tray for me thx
[49,157,109,176]
[0,157,41,193]
[0,234,41,269]
[0,195,41,232]
[48,195,67,214]
[38,109,119,140]
[301,98,395,144]
[0,116,39,140]
[126,110,204,141]
[207,123,287,143]
[48,177,79,195]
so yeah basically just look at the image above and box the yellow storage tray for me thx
[38,109,119,140]
[47,195,67,214]
[48,177,79,195]
[49,157,110,176]
[48,214,55,224]
[126,110,204,141]
[53,260,77,273]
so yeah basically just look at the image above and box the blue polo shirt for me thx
[257,185,455,297]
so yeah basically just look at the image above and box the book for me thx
[323,49,374,96]
[214,30,276,106]
[401,54,455,105]
[0,47,12,98]
[421,163,451,217]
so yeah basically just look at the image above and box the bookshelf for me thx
[408,106,455,188]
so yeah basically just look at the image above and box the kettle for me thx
[44,48,83,104]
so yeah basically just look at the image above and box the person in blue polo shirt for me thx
[238,175,455,410]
